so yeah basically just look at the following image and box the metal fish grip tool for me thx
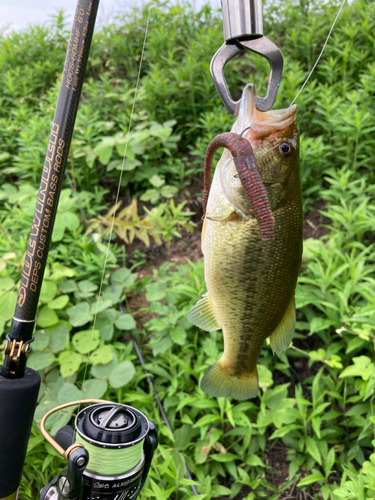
[211,0,283,113]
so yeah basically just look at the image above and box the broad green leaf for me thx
[0,277,14,292]
[121,157,142,171]
[67,302,93,327]
[62,211,80,230]
[72,329,100,354]
[34,394,59,422]
[289,457,301,480]
[90,345,113,366]
[95,143,113,165]
[51,264,76,280]
[111,268,137,288]
[48,295,69,310]
[58,351,83,377]
[150,335,173,356]
[27,351,54,371]
[49,326,69,353]
[145,281,167,302]
[170,326,186,345]
[309,316,334,335]
[96,315,114,341]
[103,284,123,304]
[339,356,375,380]
[321,484,330,500]
[109,360,136,388]
[57,383,83,404]
[37,306,59,328]
[49,408,75,437]
[78,280,98,293]
[160,185,178,198]
[82,378,108,399]
[39,281,57,303]
[0,291,17,321]
[92,300,112,314]
[33,330,51,351]
[149,174,165,188]
[59,280,78,293]
[91,354,118,379]
[0,152,10,162]
[115,314,136,331]
[140,189,160,203]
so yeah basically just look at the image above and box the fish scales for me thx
[188,84,303,400]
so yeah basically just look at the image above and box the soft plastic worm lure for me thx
[203,132,275,241]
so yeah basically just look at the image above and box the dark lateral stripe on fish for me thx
[203,132,275,241]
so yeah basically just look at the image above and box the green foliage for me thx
[87,198,195,247]
[1,0,375,498]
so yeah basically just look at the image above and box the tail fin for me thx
[201,360,259,400]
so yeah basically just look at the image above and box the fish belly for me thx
[202,195,302,398]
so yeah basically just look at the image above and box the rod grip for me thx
[0,368,41,497]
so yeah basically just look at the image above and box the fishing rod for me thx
[0,1,158,499]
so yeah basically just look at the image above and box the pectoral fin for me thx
[206,211,239,222]
[187,293,220,331]
[269,297,295,355]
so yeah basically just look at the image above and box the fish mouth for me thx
[232,84,297,141]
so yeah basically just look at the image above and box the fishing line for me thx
[79,5,152,399]
[64,5,198,493]
[66,169,198,494]
[247,0,347,162]
[290,0,346,107]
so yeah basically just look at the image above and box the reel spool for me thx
[39,400,158,500]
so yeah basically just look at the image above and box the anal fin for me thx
[269,297,296,356]
[187,293,220,331]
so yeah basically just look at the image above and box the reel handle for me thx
[39,447,89,500]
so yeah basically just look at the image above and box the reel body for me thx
[40,402,158,500]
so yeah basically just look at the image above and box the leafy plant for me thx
[87,198,195,247]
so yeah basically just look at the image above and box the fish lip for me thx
[261,104,297,124]
[234,85,297,140]
[249,105,297,140]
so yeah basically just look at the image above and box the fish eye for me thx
[278,141,295,158]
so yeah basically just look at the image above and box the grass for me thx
[0,0,375,498]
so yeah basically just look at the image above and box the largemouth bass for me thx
[188,84,303,400]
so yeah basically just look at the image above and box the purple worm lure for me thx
[203,132,275,241]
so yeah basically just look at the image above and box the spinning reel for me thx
[39,401,158,500]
